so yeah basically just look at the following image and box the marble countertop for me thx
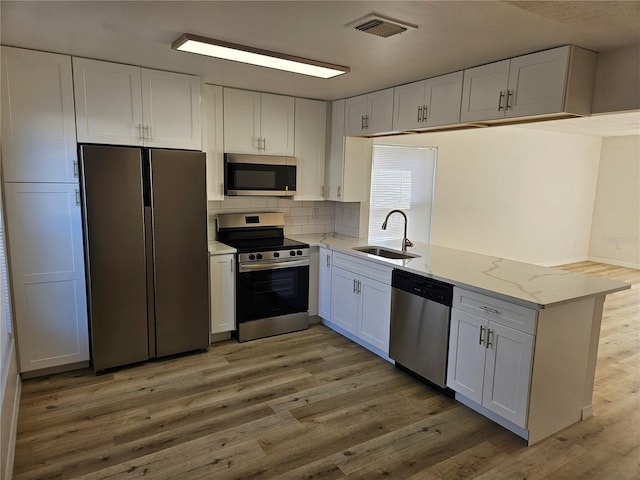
[208,241,237,255]
[288,233,630,310]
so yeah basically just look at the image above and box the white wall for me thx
[592,44,640,114]
[588,136,640,268]
[375,127,603,265]
[0,174,20,480]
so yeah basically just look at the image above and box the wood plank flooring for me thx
[12,262,639,479]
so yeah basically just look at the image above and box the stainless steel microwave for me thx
[224,153,297,196]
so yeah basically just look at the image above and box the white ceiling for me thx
[1,1,639,137]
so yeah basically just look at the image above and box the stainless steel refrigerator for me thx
[79,145,209,372]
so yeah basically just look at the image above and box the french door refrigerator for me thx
[79,145,209,372]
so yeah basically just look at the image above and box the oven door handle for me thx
[238,258,309,273]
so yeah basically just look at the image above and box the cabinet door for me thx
[318,248,332,320]
[460,59,510,122]
[203,84,224,200]
[73,58,144,145]
[367,88,394,134]
[4,183,89,372]
[424,71,463,127]
[325,99,346,201]
[358,276,391,353]
[210,254,235,334]
[344,94,369,136]
[294,98,327,200]
[506,46,570,119]
[330,267,358,334]
[341,137,373,203]
[260,93,295,155]
[447,309,486,404]
[141,69,201,149]
[392,80,426,131]
[223,88,261,154]
[482,321,534,428]
[1,47,78,183]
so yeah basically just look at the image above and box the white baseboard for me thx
[538,256,639,269]
[587,256,640,269]
[537,256,589,267]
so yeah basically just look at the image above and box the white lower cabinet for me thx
[447,287,535,429]
[209,253,235,335]
[328,252,392,356]
[317,247,332,320]
[4,183,89,372]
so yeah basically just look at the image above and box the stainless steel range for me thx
[216,212,310,342]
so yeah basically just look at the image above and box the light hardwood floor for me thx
[12,262,639,479]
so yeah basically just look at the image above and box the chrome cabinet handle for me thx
[365,115,369,129]
[479,305,501,316]
[353,279,357,293]
[479,325,485,346]
[262,137,266,151]
[486,328,494,349]
[422,105,428,122]
[361,115,365,130]
[337,185,341,198]
[320,185,324,197]
[506,90,513,110]
[326,254,330,268]
[498,91,505,111]
[357,280,362,294]
[137,123,144,140]
[230,258,234,272]
[417,106,422,122]
[145,125,151,140]
[75,189,80,206]
[73,161,78,178]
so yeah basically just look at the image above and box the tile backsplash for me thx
[334,202,361,237]
[208,198,340,239]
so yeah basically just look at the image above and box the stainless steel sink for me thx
[352,246,420,260]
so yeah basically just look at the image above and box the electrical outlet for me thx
[312,207,319,219]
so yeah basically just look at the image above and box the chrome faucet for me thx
[381,209,413,252]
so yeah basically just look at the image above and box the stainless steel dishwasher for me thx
[389,269,453,388]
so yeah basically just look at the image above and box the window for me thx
[368,144,437,244]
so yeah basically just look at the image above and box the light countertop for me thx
[288,233,630,310]
[208,241,236,255]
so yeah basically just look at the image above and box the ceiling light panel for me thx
[172,34,349,79]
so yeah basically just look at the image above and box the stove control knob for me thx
[296,250,303,256]
[273,252,280,258]
[256,253,263,260]
[290,250,296,256]
[249,254,256,260]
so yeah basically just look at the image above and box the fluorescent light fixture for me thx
[172,33,350,79]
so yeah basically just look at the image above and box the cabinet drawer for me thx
[332,252,392,285]
[453,287,537,335]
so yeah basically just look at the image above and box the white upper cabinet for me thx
[140,69,201,149]
[4,183,89,372]
[73,58,201,149]
[344,88,394,136]
[461,46,596,122]
[1,47,78,183]
[223,88,294,155]
[325,99,373,203]
[393,71,463,130]
[294,98,327,201]
[202,84,224,201]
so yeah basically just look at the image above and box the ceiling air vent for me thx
[347,14,418,38]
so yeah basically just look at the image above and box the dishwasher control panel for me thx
[391,269,453,305]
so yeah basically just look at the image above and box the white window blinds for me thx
[368,144,437,244]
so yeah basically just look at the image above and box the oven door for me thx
[236,262,309,323]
